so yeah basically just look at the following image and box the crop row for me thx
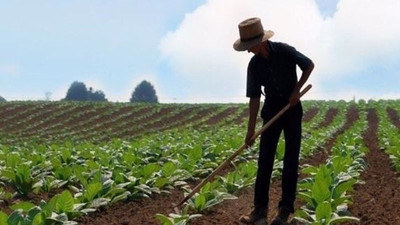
[0,102,249,144]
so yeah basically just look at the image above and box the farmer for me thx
[233,17,314,225]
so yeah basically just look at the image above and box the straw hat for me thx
[233,17,274,51]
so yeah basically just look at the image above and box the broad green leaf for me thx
[84,182,103,202]
[32,211,44,225]
[0,211,8,225]
[56,190,74,213]
[312,167,331,204]
[10,201,36,212]
[194,194,206,211]
[316,201,332,222]
[7,210,23,225]
[162,162,177,177]
[142,163,160,178]
[332,179,356,199]
[188,145,203,161]
[154,177,169,188]
[155,214,174,225]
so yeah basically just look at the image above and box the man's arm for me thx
[245,97,260,147]
[289,62,314,106]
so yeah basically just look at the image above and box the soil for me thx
[302,107,319,123]
[386,107,400,130]
[344,109,400,224]
[313,107,339,129]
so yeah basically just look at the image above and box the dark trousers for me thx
[254,100,302,213]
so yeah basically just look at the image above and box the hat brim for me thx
[233,30,274,51]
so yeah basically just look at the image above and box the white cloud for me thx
[159,0,400,102]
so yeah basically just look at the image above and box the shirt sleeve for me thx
[281,43,312,71]
[246,57,261,98]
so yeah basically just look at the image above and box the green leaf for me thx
[332,179,356,199]
[155,214,174,225]
[7,210,23,225]
[154,177,169,188]
[328,216,360,224]
[312,167,331,205]
[10,201,36,212]
[297,192,314,206]
[194,194,206,211]
[84,182,103,202]
[162,162,177,177]
[32,213,44,225]
[0,211,9,225]
[142,163,160,178]
[316,201,332,222]
[56,190,74,213]
[188,145,203,161]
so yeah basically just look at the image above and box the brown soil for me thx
[315,106,359,154]
[233,107,249,125]
[0,104,51,131]
[313,107,338,129]
[21,104,93,137]
[5,104,61,133]
[43,104,115,137]
[386,107,400,130]
[302,107,319,123]
[193,107,240,130]
[8,104,71,134]
[345,109,400,225]
[0,105,31,128]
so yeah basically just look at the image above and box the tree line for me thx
[0,80,159,103]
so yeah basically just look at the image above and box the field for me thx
[0,100,400,225]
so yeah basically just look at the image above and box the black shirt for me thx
[246,41,312,100]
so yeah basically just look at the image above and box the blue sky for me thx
[1,0,399,102]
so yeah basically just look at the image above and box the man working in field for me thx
[233,17,314,225]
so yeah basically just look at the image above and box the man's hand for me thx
[245,130,255,147]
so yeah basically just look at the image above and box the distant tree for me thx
[88,87,107,102]
[45,92,52,101]
[65,81,88,101]
[130,80,158,103]
[0,96,6,102]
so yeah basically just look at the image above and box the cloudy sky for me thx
[1,0,399,103]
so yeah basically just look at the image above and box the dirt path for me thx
[386,107,400,130]
[313,107,338,129]
[302,107,319,123]
[346,109,400,225]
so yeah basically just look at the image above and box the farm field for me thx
[0,100,400,225]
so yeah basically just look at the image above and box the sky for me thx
[1,0,399,103]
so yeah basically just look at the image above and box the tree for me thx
[0,96,6,102]
[88,87,107,102]
[130,80,158,103]
[45,92,52,101]
[65,81,88,101]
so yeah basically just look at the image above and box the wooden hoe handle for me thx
[173,84,312,208]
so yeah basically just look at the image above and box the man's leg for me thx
[254,119,283,210]
[279,103,303,213]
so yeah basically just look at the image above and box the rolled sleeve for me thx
[246,58,261,98]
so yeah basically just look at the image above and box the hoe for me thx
[173,84,312,210]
